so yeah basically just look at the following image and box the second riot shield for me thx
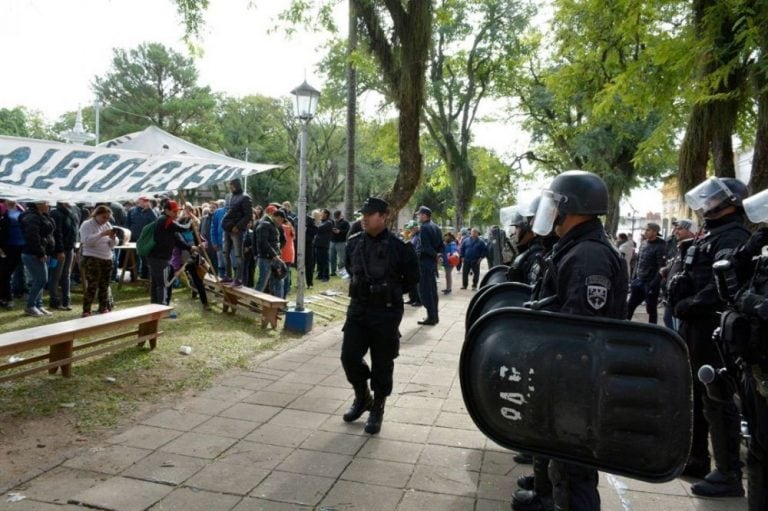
[460,306,692,483]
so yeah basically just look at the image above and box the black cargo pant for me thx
[341,302,402,396]
[680,317,742,473]
[549,460,599,511]
[743,367,768,511]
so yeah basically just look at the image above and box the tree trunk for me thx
[749,0,768,193]
[604,181,623,237]
[344,0,357,220]
[678,103,712,197]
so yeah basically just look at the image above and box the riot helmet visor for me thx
[684,177,737,215]
[499,205,519,228]
[743,188,768,224]
[532,190,564,236]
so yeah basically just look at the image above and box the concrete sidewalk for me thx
[0,285,747,510]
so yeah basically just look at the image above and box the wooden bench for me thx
[203,274,287,329]
[0,304,173,382]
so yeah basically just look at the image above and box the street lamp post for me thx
[285,80,320,334]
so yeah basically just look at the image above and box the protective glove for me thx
[674,297,694,319]
[736,291,768,321]
[743,227,768,257]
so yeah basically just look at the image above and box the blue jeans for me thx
[330,241,346,274]
[282,267,292,299]
[223,230,244,281]
[256,257,283,297]
[47,249,74,307]
[21,254,47,309]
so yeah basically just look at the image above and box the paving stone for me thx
[150,487,241,510]
[478,472,515,502]
[261,380,311,396]
[427,426,487,450]
[268,408,331,429]
[317,414,370,436]
[319,480,403,511]
[393,395,443,410]
[441,399,468,414]
[174,396,234,415]
[184,460,269,495]
[280,370,329,385]
[250,471,335,506]
[320,372,352,388]
[276,448,352,478]
[604,473,688,496]
[69,476,173,511]
[408,464,479,496]
[386,405,440,426]
[357,438,424,464]
[244,423,314,448]
[299,430,368,455]
[375,422,432,444]
[434,411,478,431]
[397,490,475,511]
[194,416,259,439]
[480,450,518,475]
[107,424,184,450]
[418,444,483,472]
[218,403,282,423]
[241,391,297,407]
[399,382,451,399]
[198,386,255,402]
[245,367,287,379]
[0,501,81,511]
[476,498,514,511]
[159,431,237,459]
[122,451,207,485]
[221,375,275,391]
[62,444,150,475]
[287,395,345,414]
[10,467,107,504]
[233,497,312,510]
[303,385,353,400]
[141,409,211,431]
[341,458,414,488]
[259,359,304,371]
[218,441,293,469]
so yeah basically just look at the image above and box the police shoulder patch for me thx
[585,275,610,310]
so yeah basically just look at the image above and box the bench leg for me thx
[138,319,159,350]
[262,307,279,329]
[49,341,74,377]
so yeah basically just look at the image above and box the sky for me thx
[0,0,662,215]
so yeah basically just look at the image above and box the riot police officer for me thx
[524,170,628,511]
[714,188,768,510]
[669,177,751,497]
[507,197,558,287]
[340,197,419,434]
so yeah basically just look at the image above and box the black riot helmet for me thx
[532,170,608,235]
[684,177,748,217]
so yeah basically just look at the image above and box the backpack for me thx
[136,221,157,257]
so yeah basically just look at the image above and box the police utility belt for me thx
[350,278,399,307]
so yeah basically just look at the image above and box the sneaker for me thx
[54,304,72,311]
[24,306,44,317]
[460,286,467,290]
[168,310,178,319]
[81,311,92,318]
[221,277,233,284]
[37,307,53,316]
[98,308,110,314]
[231,279,243,288]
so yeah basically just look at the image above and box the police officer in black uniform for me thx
[507,197,558,288]
[524,170,628,511]
[668,177,751,497]
[709,189,768,510]
[340,197,419,434]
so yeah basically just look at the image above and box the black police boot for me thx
[364,396,386,434]
[343,383,373,423]
[511,490,554,511]
[514,453,534,464]
[690,469,745,497]
[517,474,535,491]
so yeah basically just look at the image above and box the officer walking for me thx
[669,177,751,496]
[415,205,443,325]
[340,197,419,434]
[525,170,628,511]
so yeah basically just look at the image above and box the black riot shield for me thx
[465,282,532,330]
[460,307,692,482]
[479,264,510,290]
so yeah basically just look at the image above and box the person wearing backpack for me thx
[145,201,197,306]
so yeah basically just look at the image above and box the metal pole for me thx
[94,100,100,145]
[244,147,250,194]
[296,120,309,311]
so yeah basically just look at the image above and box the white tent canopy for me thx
[0,126,282,203]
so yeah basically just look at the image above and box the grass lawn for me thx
[0,269,349,433]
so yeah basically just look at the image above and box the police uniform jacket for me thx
[418,221,443,259]
[508,234,556,285]
[674,213,750,320]
[345,228,419,309]
[534,218,627,318]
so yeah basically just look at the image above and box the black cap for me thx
[416,205,432,216]
[359,197,389,214]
